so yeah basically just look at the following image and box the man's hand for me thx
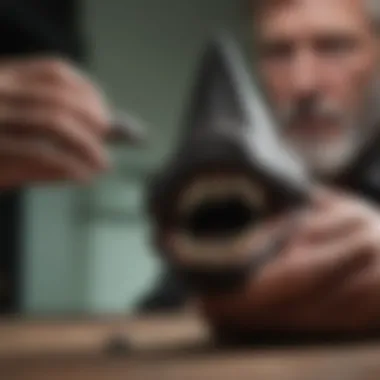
[200,189,380,333]
[0,56,112,188]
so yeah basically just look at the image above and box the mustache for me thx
[277,99,345,127]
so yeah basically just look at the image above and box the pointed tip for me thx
[204,30,243,67]
[107,111,148,146]
[182,30,252,133]
[207,28,235,49]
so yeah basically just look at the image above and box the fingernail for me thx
[99,151,111,170]
[71,165,93,182]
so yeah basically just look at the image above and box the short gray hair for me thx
[249,0,380,34]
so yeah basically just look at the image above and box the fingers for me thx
[0,162,84,188]
[0,104,108,170]
[249,224,377,309]
[297,187,378,244]
[298,203,369,243]
[266,267,380,332]
[0,137,95,186]
[0,57,115,187]
[316,266,380,329]
[0,82,108,135]
[0,60,110,135]
[310,186,340,207]
[0,56,98,96]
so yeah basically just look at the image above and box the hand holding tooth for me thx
[0,56,146,188]
[200,188,380,332]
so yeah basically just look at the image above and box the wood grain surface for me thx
[1,313,380,380]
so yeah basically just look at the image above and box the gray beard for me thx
[278,75,380,179]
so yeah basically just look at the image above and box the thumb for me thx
[310,186,339,207]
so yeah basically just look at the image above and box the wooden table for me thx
[1,313,380,380]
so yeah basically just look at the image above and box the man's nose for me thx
[290,51,320,98]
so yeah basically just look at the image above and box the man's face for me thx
[256,0,380,175]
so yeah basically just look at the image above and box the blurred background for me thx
[6,0,243,317]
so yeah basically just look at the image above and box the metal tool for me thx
[108,111,147,145]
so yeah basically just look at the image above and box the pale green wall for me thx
[22,185,86,314]
[22,0,242,315]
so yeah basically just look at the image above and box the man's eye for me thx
[260,43,292,60]
[316,38,357,55]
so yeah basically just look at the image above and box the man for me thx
[200,0,380,335]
